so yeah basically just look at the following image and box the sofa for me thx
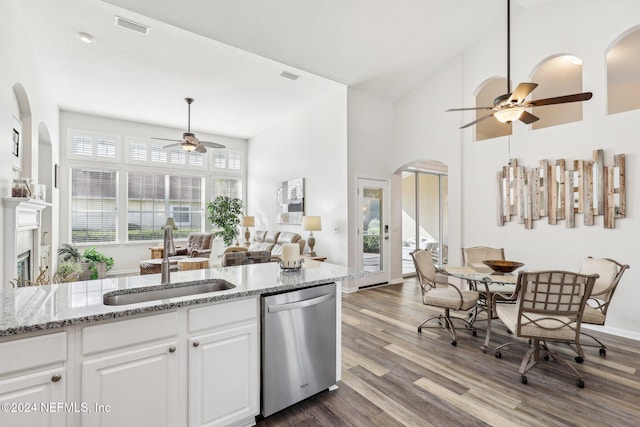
[221,250,272,267]
[248,230,305,259]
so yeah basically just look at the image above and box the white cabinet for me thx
[82,341,178,427]
[188,298,259,427]
[0,331,67,427]
[80,311,179,427]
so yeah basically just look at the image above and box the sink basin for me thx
[103,280,236,306]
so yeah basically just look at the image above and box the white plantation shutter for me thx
[97,139,117,158]
[72,135,93,156]
[129,143,148,161]
[228,153,241,170]
[71,169,118,243]
[150,145,168,163]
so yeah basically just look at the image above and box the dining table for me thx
[441,263,519,352]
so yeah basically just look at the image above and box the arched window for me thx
[530,55,584,130]
[607,26,640,115]
[475,77,511,141]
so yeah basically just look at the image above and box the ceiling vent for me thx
[115,16,150,35]
[280,71,300,81]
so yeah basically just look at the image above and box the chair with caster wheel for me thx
[567,257,629,359]
[411,249,479,347]
[493,270,597,388]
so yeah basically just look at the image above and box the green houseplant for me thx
[82,247,115,280]
[207,196,244,246]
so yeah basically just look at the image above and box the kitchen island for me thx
[0,261,363,427]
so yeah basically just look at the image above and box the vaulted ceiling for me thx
[16,0,551,139]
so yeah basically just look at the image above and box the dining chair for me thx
[493,270,597,388]
[461,246,515,323]
[411,249,479,346]
[573,256,629,358]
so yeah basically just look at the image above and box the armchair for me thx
[411,249,479,346]
[174,232,214,258]
[493,270,597,388]
[575,256,629,357]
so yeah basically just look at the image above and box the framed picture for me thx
[276,178,305,224]
[12,114,23,156]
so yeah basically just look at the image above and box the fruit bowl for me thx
[482,260,524,274]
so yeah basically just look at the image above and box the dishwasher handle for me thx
[267,292,335,313]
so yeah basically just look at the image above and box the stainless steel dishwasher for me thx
[261,282,337,417]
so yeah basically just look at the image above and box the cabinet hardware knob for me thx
[193,341,200,347]
[169,346,176,353]
[51,374,62,382]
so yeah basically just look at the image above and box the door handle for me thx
[268,292,335,313]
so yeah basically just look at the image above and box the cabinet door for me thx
[189,323,258,427]
[82,341,178,427]
[0,367,66,427]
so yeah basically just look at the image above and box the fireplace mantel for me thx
[3,197,51,288]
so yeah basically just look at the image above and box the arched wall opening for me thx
[12,83,33,178]
[530,54,584,130]
[607,25,640,115]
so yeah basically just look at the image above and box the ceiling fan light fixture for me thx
[495,107,524,123]
[182,144,197,152]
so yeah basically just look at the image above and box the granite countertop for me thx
[0,261,364,337]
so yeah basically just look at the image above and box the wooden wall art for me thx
[497,149,626,229]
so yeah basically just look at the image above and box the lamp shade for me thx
[240,216,255,227]
[162,217,178,230]
[302,216,322,231]
[494,107,524,123]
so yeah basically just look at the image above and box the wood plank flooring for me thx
[257,279,640,426]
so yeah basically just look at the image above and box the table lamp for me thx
[240,216,255,246]
[302,216,321,257]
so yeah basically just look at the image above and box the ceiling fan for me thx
[446,0,592,130]
[152,97,225,152]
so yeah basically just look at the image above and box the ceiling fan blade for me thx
[446,106,493,112]
[509,83,538,104]
[459,113,495,129]
[162,142,182,149]
[195,143,207,153]
[200,141,226,149]
[527,92,593,107]
[151,137,181,142]
[519,111,539,125]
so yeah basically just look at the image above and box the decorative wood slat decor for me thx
[497,149,626,229]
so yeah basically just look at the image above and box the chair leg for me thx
[496,338,586,388]
[417,308,475,346]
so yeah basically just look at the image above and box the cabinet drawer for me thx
[0,332,67,376]
[189,297,257,332]
[82,311,178,355]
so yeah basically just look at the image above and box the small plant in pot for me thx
[82,247,114,280]
[207,196,244,246]
[54,261,84,283]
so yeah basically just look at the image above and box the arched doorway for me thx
[399,160,448,275]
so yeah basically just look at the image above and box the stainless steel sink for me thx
[103,280,236,305]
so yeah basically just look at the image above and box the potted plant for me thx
[53,260,84,283]
[82,247,114,280]
[207,196,244,246]
[58,243,82,263]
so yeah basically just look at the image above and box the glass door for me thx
[402,170,448,275]
[357,178,389,287]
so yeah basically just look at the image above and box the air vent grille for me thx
[115,16,149,35]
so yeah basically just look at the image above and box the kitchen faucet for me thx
[161,224,176,285]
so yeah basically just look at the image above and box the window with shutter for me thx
[128,172,203,241]
[71,168,118,243]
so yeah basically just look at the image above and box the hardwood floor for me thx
[258,279,640,426]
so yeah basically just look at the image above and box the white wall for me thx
[346,88,395,289]
[1,0,60,284]
[393,0,640,338]
[59,111,247,274]
[248,89,347,264]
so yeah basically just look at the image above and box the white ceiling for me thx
[16,0,549,139]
